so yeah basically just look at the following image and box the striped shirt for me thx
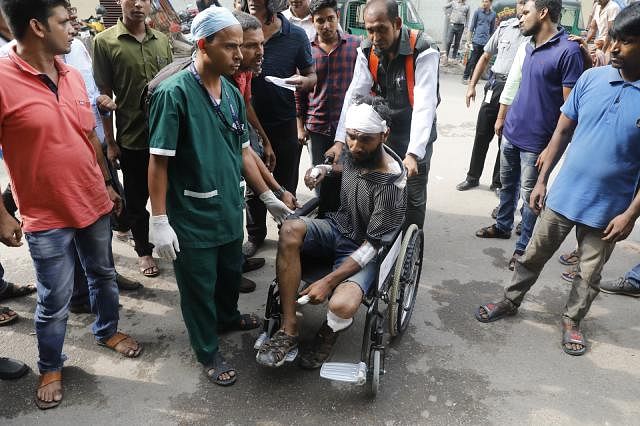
[328,145,407,246]
[296,31,360,137]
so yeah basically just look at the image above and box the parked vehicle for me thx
[493,0,585,35]
[338,0,424,36]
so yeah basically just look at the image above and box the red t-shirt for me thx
[0,48,113,232]
[232,70,253,105]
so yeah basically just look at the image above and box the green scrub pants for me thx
[173,238,242,365]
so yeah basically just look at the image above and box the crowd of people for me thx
[0,0,638,412]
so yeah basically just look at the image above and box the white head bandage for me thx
[191,6,240,41]
[345,103,388,134]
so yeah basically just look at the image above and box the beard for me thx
[345,143,384,170]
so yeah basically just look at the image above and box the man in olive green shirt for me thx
[93,0,172,278]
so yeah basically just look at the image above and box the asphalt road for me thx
[1,72,639,425]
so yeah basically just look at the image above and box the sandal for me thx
[508,251,523,271]
[475,300,518,323]
[475,224,511,239]
[139,256,160,278]
[218,313,261,333]
[561,318,587,356]
[298,322,339,370]
[558,249,580,266]
[35,370,63,410]
[561,269,580,283]
[0,306,18,326]
[256,330,298,368]
[97,331,143,358]
[0,282,36,301]
[204,352,236,386]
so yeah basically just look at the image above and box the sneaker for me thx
[242,240,262,257]
[243,257,265,273]
[600,277,640,297]
[456,179,479,191]
[116,273,142,291]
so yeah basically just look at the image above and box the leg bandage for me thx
[327,310,353,332]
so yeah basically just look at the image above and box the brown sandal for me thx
[97,331,143,358]
[35,370,63,410]
[475,224,511,239]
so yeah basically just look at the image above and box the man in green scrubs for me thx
[147,6,289,386]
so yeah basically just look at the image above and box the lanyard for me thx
[189,62,245,137]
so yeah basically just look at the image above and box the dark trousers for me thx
[465,78,504,187]
[445,23,465,59]
[119,146,153,257]
[309,130,342,215]
[246,119,301,243]
[463,43,485,79]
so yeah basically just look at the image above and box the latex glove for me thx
[150,215,180,260]
[259,190,293,224]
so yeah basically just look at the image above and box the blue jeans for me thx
[25,215,119,372]
[496,138,539,253]
[625,263,640,288]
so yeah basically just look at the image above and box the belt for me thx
[492,73,508,82]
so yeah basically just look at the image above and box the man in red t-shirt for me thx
[0,0,142,410]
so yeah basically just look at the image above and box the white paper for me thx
[265,75,296,91]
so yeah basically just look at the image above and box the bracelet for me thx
[273,186,286,199]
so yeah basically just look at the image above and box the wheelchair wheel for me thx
[368,349,382,396]
[387,224,424,337]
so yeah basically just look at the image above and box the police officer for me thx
[327,0,440,229]
[456,0,528,193]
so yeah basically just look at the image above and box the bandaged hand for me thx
[304,164,332,189]
[150,215,180,260]
[259,190,293,224]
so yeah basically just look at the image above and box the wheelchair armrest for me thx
[289,197,320,218]
[380,226,402,249]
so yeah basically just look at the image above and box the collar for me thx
[530,27,565,51]
[311,30,348,47]
[8,46,69,77]
[479,8,493,14]
[277,13,292,35]
[284,8,312,22]
[116,19,156,41]
[608,65,640,89]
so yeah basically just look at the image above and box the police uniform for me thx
[148,67,248,365]
[463,17,527,188]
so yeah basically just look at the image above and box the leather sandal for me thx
[97,331,143,358]
[35,370,63,410]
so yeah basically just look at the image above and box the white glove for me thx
[259,190,293,224]
[150,215,180,261]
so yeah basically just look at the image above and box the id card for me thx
[484,89,493,104]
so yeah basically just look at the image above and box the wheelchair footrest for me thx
[320,362,367,385]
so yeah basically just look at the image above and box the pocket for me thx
[75,99,96,133]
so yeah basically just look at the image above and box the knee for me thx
[328,294,360,320]
[278,219,305,251]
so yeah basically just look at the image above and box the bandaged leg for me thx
[326,309,353,332]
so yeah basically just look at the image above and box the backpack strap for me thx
[367,29,419,107]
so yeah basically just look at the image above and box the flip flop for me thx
[0,282,36,301]
[140,265,160,278]
[35,370,63,410]
[0,306,18,326]
[204,352,236,386]
[475,301,517,323]
[97,331,143,358]
[558,250,580,266]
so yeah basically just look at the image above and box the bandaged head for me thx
[191,6,240,41]
[344,102,388,134]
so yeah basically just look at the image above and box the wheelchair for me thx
[254,186,424,397]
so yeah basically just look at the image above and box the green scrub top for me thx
[149,69,249,249]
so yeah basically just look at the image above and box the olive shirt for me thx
[149,70,249,248]
[93,20,172,150]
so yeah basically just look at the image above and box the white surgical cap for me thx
[190,6,240,40]
[345,103,388,134]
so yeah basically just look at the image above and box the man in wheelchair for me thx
[256,96,407,369]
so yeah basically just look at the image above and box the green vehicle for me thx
[338,0,424,36]
[492,0,585,35]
